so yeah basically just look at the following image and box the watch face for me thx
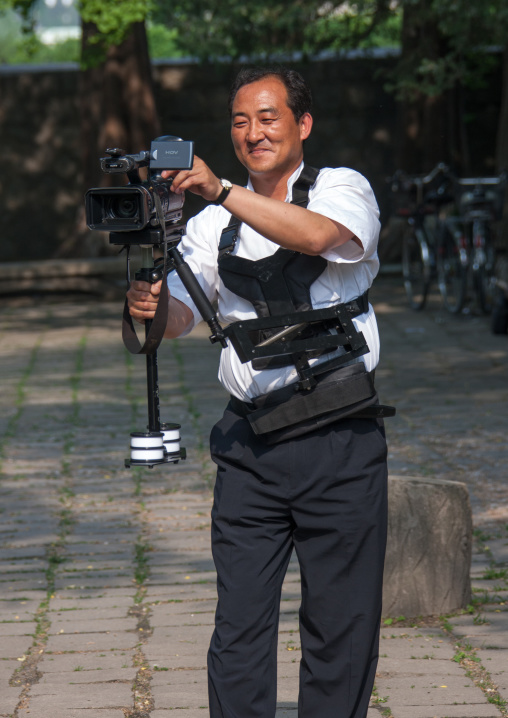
[221,179,233,190]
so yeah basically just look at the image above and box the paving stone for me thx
[447,615,508,649]
[49,606,132,622]
[0,659,21,682]
[477,648,508,674]
[0,546,47,560]
[0,561,47,574]
[37,667,137,684]
[52,587,135,598]
[377,657,465,676]
[152,682,209,709]
[149,603,216,627]
[377,644,455,662]
[0,578,48,593]
[0,621,36,636]
[50,595,134,611]
[374,674,491,706]
[36,652,135,673]
[48,617,137,633]
[150,668,207,686]
[0,685,22,715]
[151,711,208,718]
[145,583,217,600]
[142,652,207,670]
[276,675,299,701]
[45,630,138,652]
[54,575,135,590]
[17,711,125,718]
[388,706,502,718]
[0,635,35,659]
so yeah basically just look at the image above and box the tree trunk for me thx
[496,47,508,174]
[496,46,508,253]
[58,20,161,258]
[395,2,463,174]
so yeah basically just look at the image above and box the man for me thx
[128,66,388,718]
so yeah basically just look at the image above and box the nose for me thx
[246,120,265,144]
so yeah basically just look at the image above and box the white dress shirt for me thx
[167,163,382,401]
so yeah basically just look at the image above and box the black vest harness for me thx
[218,165,327,321]
[218,165,369,382]
[216,165,395,442]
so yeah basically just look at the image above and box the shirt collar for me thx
[245,161,306,202]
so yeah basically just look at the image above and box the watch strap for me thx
[213,180,232,205]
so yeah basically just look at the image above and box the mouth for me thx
[248,145,270,155]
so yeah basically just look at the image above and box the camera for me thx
[83,136,226,469]
[85,136,194,239]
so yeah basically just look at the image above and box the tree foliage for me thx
[152,0,396,61]
[0,0,155,65]
[79,0,152,62]
[390,0,508,99]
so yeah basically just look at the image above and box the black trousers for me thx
[207,401,388,718]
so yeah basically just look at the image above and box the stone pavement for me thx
[0,275,507,718]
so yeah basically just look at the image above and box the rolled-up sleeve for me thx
[307,167,381,263]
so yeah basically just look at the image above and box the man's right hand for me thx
[127,279,194,338]
[127,279,163,324]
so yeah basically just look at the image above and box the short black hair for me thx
[228,66,312,122]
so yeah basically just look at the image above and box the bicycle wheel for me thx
[472,223,496,314]
[436,222,467,314]
[402,226,431,310]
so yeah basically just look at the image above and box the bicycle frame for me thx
[454,174,506,314]
[387,163,454,310]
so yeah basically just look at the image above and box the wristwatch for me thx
[213,178,233,205]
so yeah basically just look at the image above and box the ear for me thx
[299,112,313,141]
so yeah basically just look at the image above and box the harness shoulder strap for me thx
[217,164,320,258]
[291,165,320,207]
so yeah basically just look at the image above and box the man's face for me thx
[230,77,312,180]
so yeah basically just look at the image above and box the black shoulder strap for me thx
[218,164,320,258]
[218,214,240,259]
[290,165,320,207]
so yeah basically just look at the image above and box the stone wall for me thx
[0,56,502,262]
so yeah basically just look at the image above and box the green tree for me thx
[1,0,160,256]
[153,0,396,61]
[386,0,508,174]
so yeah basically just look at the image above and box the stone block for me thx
[383,475,472,617]
[388,706,502,718]
[152,682,208,709]
[0,685,22,714]
[45,630,137,653]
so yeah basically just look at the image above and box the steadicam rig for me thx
[85,136,226,468]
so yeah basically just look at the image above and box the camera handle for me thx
[135,248,165,436]
[166,245,227,348]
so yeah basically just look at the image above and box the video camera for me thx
[85,135,194,243]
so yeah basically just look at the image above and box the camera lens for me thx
[108,197,138,219]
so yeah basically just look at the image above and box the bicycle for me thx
[437,172,507,314]
[387,163,454,310]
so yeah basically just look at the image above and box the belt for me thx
[341,289,370,318]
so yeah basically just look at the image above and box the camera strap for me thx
[121,272,170,355]
[121,191,171,356]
